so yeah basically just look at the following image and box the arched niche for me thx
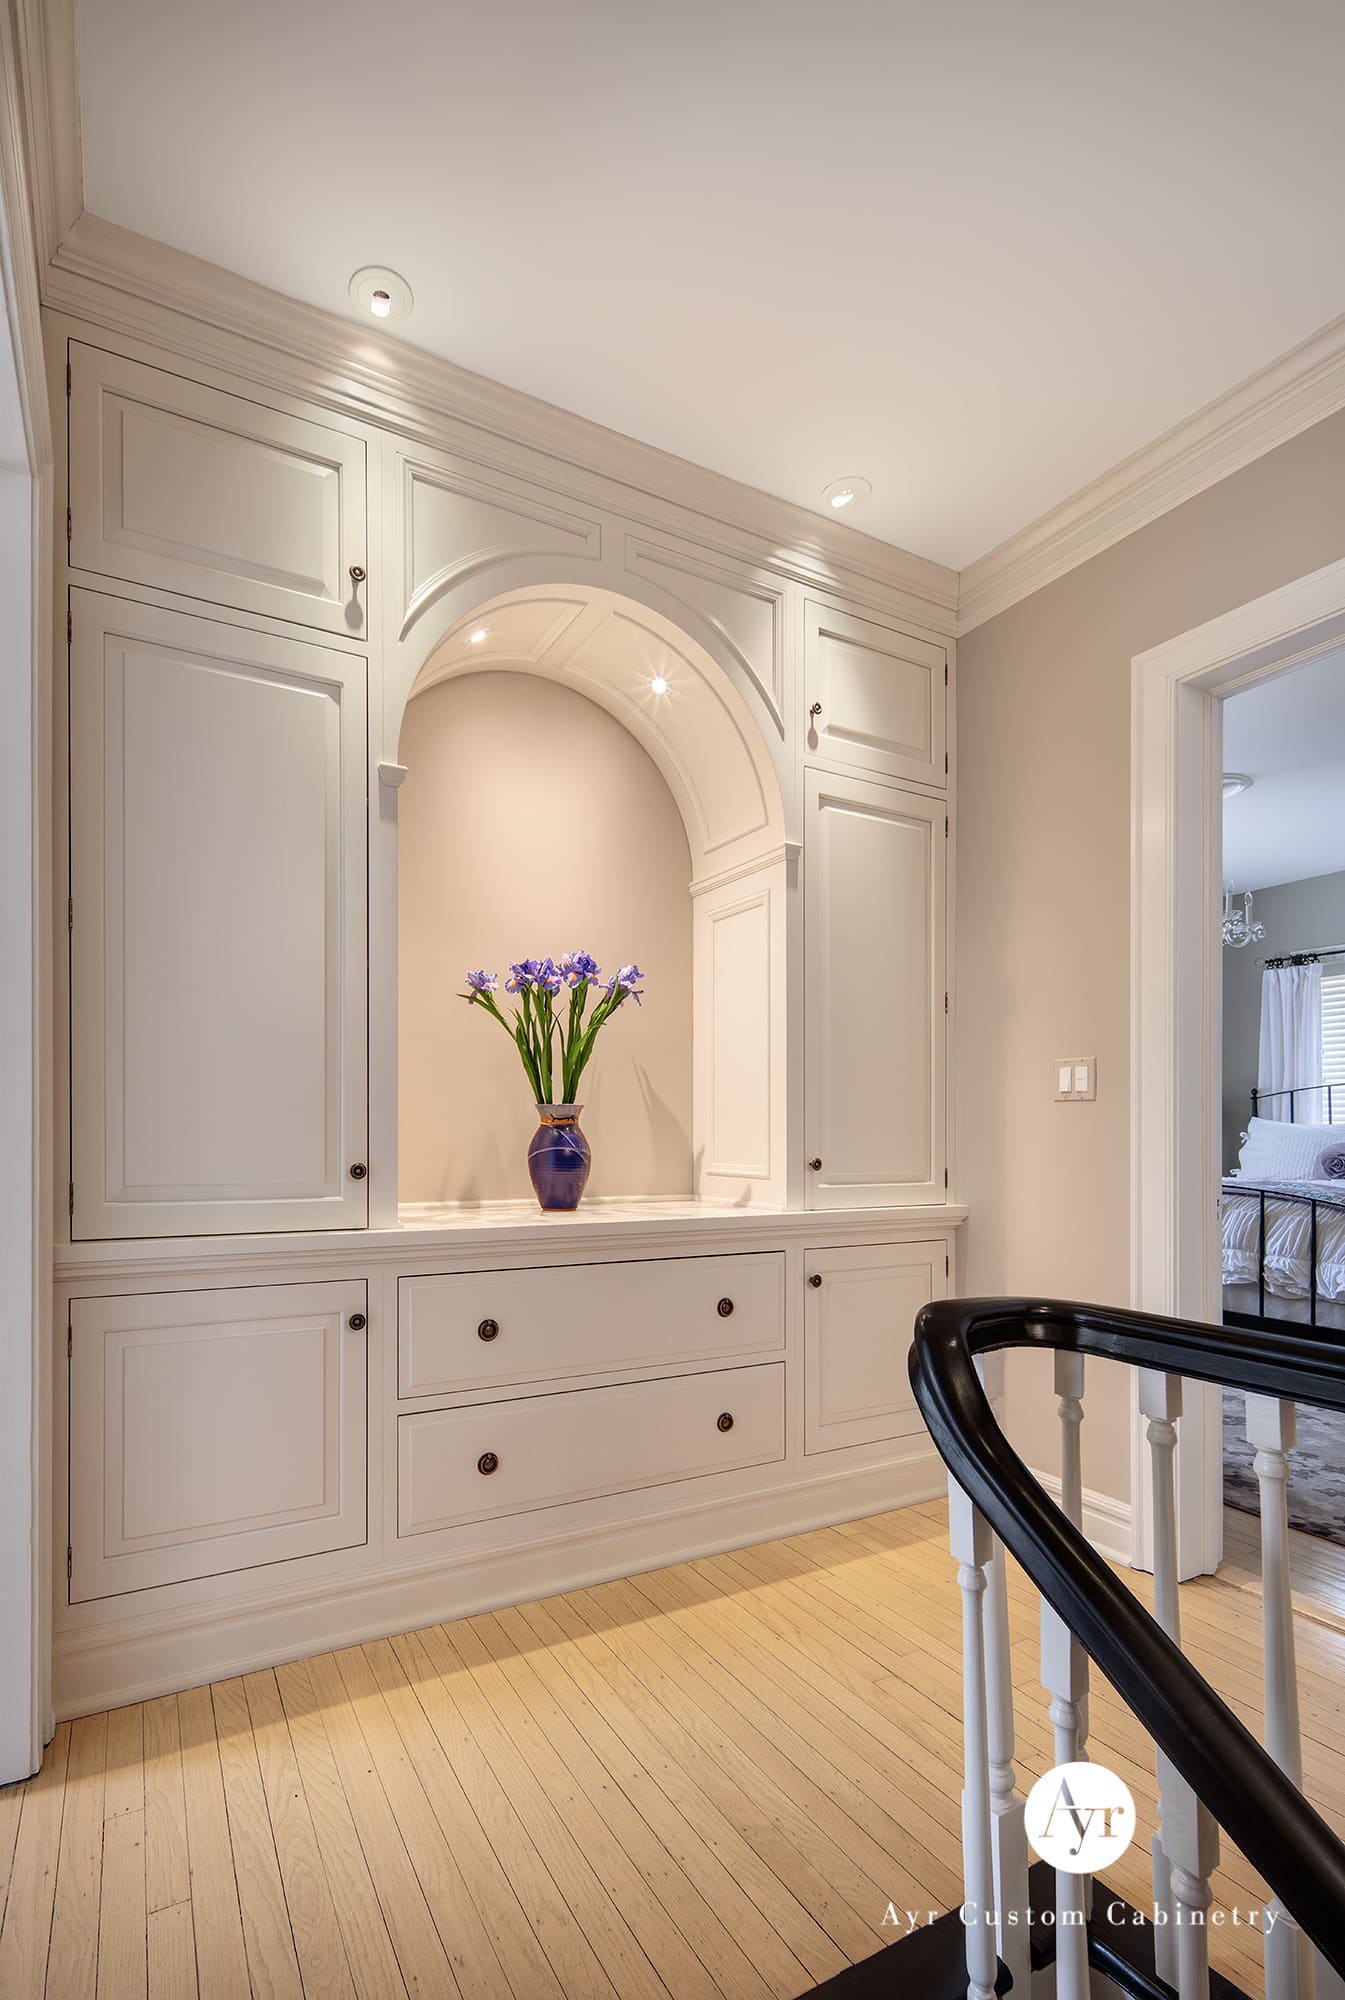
[384,583,794,1215]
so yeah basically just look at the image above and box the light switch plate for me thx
[1055,1057,1097,1102]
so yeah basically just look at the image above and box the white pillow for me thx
[1237,1115,1340,1182]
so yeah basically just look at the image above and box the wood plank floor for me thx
[1221,1502,1345,1628]
[3,1499,1343,2000]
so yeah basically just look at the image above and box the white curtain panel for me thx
[1258,961,1324,1121]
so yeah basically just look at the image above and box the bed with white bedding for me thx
[1223,1114,1345,1333]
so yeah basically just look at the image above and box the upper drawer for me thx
[399,1251,785,1399]
[803,599,947,789]
[68,343,368,638]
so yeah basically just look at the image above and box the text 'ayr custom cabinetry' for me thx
[51,308,962,1714]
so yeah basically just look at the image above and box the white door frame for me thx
[1131,555,1345,1576]
[0,14,54,1779]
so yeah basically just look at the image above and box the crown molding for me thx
[957,309,1345,634]
[42,212,959,632]
[10,0,80,274]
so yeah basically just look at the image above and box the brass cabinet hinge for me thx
[944,751,949,774]
[944,815,949,837]
[944,661,949,685]
[66,506,72,544]
[67,1323,72,1359]
[67,896,73,932]
[66,359,71,397]
[68,1180,74,1218]
[946,1252,951,1277]
[944,991,949,1013]
[66,1545,72,1582]
[944,1167,949,1188]
[67,607,72,644]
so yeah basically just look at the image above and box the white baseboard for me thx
[1030,1470,1133,1565]
[53,1448,944,1719]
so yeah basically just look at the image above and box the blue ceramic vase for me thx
[527,1104,592,1211]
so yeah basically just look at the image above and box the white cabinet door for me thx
[804,600,947,789]
[69,592,368,1237]
[803,1241,947,1454]
[68,343,368,637]
[805,772,946,1207]
[68,1281,368,1600]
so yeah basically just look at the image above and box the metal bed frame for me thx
[1223,1080,1345,1335]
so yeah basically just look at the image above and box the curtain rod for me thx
[1258,946,1345,968]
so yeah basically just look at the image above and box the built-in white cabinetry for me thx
[805,771,947,1207]
[400,1252,784,1398]
[68,591,369,1237]
[803,1240,946,1453]
[68,1281,368,1600]
[399,1361,786,1536]
[803,599,947,788]
[68,343,368,637]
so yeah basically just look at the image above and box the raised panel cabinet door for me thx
[68,1281,368,1600]
[69,592,369,1237]
[68,342,368,636]
[804,599,947,789]
[803,1241,947,1453]
[805,772,946,1207]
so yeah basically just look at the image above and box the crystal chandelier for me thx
[1222,886,1266,949]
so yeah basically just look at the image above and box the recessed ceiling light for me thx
[467,625,491,646]
[1223,772,1254,798]
[822,475,872,512]
[649,675,669,695]
[349,265,414,323]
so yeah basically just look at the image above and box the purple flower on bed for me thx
[463,969,497,1004]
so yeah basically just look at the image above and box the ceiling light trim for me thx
[958,307,1345,634]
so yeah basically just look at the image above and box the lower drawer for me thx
[399,1361,785,1536]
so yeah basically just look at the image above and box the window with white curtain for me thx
[1323,972,1345,1123]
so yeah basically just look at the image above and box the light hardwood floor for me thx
[1221,1502,1345,1629]
[2,1499,1342,2000]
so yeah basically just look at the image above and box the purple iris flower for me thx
[506,958,542,993]
[464,969,497,1004]
[608,963,645,1006]
[561,951,602,987]
[537,957,564,994]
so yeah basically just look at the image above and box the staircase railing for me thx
[910,1296,1345,1999]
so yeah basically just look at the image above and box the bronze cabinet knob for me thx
[809,701,822,719]
[349,564,367,585]
[717,1412,734,1433]
[349,1161,368,1180]
[348,1311,367,1329]
[477,1318,500,1341]
[478,1451,499,1475]
[808,1158,822,1172]
[808,1274,822,1288]
[716,1297,734,1317]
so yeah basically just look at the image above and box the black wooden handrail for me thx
[909,1296,1345,1971]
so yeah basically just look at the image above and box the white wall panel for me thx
[804,1241,946,1452]
[804,599,946,789]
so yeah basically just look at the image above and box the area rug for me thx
[1223,1389,1345,1547]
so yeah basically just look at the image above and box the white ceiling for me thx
[1223,652,1345,892]
[76,0,1345,571]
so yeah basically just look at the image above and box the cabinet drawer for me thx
[69,343,368,636]
[69,1281,368,1600]
[399,1252,784,1398]
[399,1361,784,1535]
[804,1241,946,1454]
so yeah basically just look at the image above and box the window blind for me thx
[1322,971,1345,1124]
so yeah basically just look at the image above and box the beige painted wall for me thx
[957,408,1345,1506]
[398,671,693,1203]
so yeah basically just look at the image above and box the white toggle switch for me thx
[1055,1057,1097,1101]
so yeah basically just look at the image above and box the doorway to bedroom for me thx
[1220,653,1345,1602]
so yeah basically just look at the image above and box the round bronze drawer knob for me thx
[349,1161,368,1180]
[478,1318,500,1342]
[808,1158,822,1172]
[478,1451,499,1475]
[716,1297,734,1318]
[349,564,367,585]
[348,1311,367,1329]
[717,1412,734,1433]
[808,1274,822,1288]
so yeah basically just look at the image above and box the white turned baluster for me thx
[977,1357,1031,1996]
[985,1536,1031,1997]
[1142,1368,1220,1998]
[1247,1394,1316,2000]
[949,1475,999,2000]
[1042,1351,1089,2000]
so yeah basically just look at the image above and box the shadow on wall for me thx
[398,670,695,1203]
